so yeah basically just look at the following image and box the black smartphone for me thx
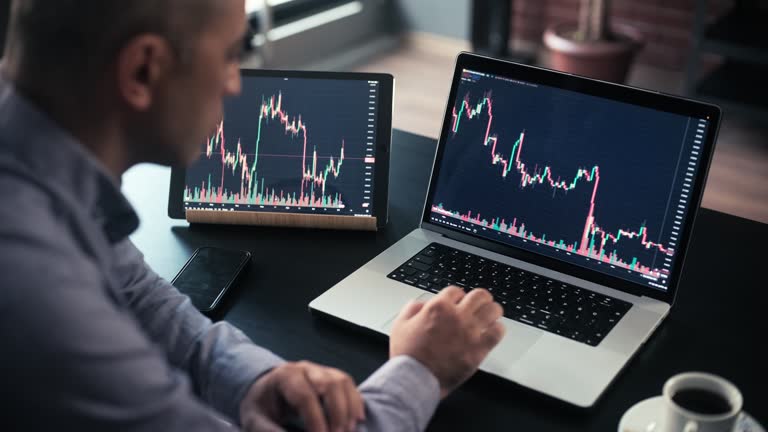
[171,247,251,312]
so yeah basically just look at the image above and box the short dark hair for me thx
[5,0,216,87]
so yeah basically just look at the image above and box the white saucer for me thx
[619,396,764,432]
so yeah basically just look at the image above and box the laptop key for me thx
[539,311,561,329]
[503,302,520,320]
[518,316,535,326]
[536,321,553,331]
[407,261,431,272]
[567,330,585,343]
[415,255,435,265]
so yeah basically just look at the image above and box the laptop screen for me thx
[427,68,712,292]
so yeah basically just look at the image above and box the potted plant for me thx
[543,0,643,83]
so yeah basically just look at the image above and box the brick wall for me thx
[511,0,733,70]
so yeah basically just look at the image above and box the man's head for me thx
[3,0,247,172]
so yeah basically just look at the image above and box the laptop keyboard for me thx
[387,243,632,346]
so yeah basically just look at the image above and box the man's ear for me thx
[116,35,174,112]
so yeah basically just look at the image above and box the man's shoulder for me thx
[0,171,104,311]
[0,166,64,233]
[0,169,87,275]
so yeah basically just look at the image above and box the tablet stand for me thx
[185,209,378,231]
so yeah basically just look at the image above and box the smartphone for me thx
[171,247,251,312]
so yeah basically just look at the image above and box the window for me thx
[243,0,393,70]
[272,0,355,26]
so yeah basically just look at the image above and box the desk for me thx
[125,130,767,431]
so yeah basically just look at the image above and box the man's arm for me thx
[0,180,239,430]
[112,239,284,423]
[356,288,505,432]
[119,233,438,431]
[112,237,501,432]
[238,288,503,432]
[357,356,441,432]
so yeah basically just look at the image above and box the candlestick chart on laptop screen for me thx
[428,69,711,291]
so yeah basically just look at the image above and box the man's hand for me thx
[239,361,365,432]
[390,286,505,398]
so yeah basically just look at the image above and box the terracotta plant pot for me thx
[543,22,644,83]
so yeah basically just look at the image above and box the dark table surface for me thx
[124,129,767,431]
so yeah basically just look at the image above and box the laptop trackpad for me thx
[379,293,541,366]
[483,320,542,368]
[380,292,434,334]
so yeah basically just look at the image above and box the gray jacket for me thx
[0,77,439,431]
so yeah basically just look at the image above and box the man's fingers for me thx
[457,288,494,314]
[397,300,425,321]
[305,365,363,432]
[482,321,506,348]
[472,300,504,327]
[435,285,465,304]
[324,383,349,432]
[336,374,364,432]
[346,375,365,423]
[282,371,327,432]
[245,362,364,432]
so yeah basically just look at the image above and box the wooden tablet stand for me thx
[185,209,378,231]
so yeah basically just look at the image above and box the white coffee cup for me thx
[662,372,743,432]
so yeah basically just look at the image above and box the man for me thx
[0,1,505,431]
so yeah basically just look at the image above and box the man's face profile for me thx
[146,0,247,167]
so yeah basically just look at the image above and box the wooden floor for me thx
[354,33,768,224]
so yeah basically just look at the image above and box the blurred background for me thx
[1,0,765,223]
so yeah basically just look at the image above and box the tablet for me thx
[168,69,393,231]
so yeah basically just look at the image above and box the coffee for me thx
[672,388,732,415]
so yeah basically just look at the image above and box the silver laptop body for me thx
[310,53,720,407]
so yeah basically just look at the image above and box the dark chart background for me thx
[184,76,379,217]
[429,70,709,290]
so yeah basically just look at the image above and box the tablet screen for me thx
[183,74,382,218]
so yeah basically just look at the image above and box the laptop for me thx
[309,52,720,407]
